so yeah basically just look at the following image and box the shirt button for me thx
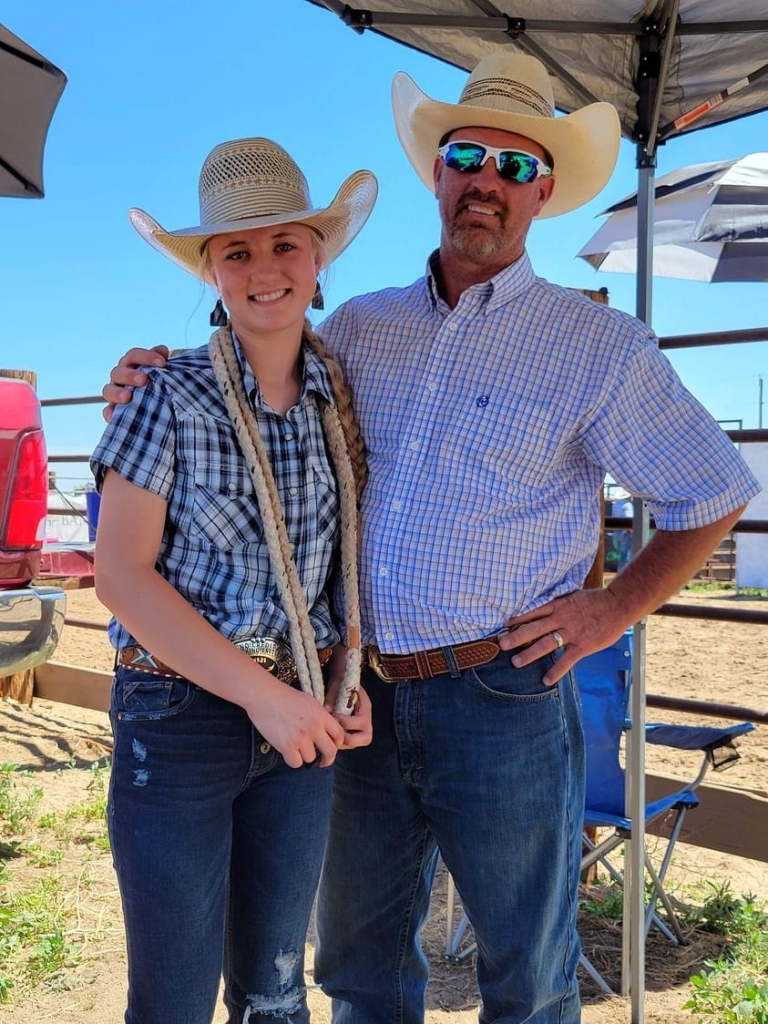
[260,741,271,755]
[409,441,420,451]
[426,381,437,393]
[379,567,388,577]
[284,431,294,441]
[384,631,394,641]
[448,322,458,332]
[290,487,298,496]
[392,500,402,511]
[228,482,237,491]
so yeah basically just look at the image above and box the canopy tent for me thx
[305,1,768,314]
[299,4,768,1022]
[305,1,768,147]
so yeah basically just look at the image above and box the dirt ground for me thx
[0,586,765,1023]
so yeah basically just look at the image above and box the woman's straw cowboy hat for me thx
[392,50,620,218]
[129,137,378,280]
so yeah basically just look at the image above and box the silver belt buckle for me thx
[237,637,296,684]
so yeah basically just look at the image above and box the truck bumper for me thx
[0,587,67,676]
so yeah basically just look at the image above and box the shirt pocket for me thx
[192,460,261,551]
[311,465,340,547]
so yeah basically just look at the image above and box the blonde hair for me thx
[301,319,368,499]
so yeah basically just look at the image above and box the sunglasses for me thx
[437,140,553,183]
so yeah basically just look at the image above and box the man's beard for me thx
[443,191,510,262]
[445,220,510,262]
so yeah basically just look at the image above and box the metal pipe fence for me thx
[41,323,768,726]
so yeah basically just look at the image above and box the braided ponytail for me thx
[302,320,368,500]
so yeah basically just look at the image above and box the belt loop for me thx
[414,650,432,679]
[442,645,462,678]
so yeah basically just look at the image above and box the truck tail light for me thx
[2,429,48,549]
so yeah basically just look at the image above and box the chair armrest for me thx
[646,722,754,751]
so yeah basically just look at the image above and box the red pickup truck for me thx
[1,377,66,678]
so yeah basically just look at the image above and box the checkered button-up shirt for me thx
[320,251,761,654]
[91,340,341,651]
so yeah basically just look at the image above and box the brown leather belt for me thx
[366,637,501,682]
[119,639,333,686]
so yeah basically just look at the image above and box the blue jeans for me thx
[108,668,334,1024]
[315,651,585,1024]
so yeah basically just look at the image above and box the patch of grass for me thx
[0,875,80,998]
[580,880,624,922]
[23,843,65,869]
[37,760,109,845]
[683,885,768,1023]
[683,582,768,600]
[580,878,768,1020]
[0,759,112,1003]
[686,582,736,593]
[0,762,43,835]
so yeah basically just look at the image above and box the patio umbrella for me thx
[0,23,67,198]
[577,153,768,282]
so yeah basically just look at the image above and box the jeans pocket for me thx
[112,668,196,720]
[467,654,559,704]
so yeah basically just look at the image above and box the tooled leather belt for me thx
[119,637,333,686]
[366,637,502,682]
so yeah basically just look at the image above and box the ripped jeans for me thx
[108,667,333,1023]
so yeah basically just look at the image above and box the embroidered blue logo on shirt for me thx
[476,395,490,407]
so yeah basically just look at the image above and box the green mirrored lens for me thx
[498,152,538,182]
[445,143,485,172]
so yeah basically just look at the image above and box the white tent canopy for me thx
[306,1,768,149]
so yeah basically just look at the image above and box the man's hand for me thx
[324,646,373,749]
[498,589,626,687]
[498,507,747,687]
[101,345,170,422]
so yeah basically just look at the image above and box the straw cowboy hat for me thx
[129,137,378,280]
[392,50,620,218]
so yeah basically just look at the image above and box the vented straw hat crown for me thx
[130,137,378,279]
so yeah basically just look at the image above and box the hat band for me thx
[201,180,314,225]
[459,77,553,118]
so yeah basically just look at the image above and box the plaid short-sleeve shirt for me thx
[91,340,341,651]
[320,251,761,654]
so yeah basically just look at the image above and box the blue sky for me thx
[4,0,767,487]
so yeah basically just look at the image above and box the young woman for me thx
[91,137,376,1024]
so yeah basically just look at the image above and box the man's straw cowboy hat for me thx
[392,50,620,218]
[129,137,378,280]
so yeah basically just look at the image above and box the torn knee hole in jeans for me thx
[243,949,304,1020]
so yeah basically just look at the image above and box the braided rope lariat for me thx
[209,326,361,714]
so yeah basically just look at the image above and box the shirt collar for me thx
[425,248,537,314]
[231,330,336,409]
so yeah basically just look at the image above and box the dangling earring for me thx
[209,298,227,327]
[311,282,325,311]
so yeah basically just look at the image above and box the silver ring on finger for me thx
[551,630,565,650]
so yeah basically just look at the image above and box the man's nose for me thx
[472,156,503,186]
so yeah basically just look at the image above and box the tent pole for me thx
[626,146,656,1023]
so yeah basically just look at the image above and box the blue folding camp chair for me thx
[578,632,754,994]
[444,633,755,997]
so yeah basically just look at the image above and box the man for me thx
[104,51,760,1024]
